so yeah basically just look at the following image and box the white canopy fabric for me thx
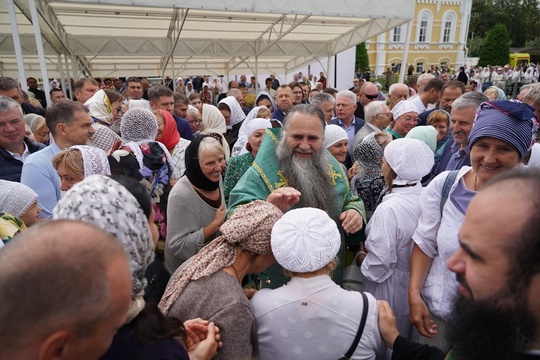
[0,0,415,78]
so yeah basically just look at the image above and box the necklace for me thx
[474,174,478,191]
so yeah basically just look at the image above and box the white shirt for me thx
[251,275,385,360]
[7,141,30,163]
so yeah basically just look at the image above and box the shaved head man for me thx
[0,220,132,360]
[388,83,410,110]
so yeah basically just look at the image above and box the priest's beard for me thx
[447,280,535,360]
[276,138,337,217]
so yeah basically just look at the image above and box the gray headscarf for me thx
[121,108,158,142]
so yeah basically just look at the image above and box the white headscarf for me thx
[384,138,434,185]
[232,106,269,157]
[85,89,114,124]
[0,180,38,217]
[200,104,230,160]
[324,124,348,149]
[70,145,111,177]
[218,96,246,128]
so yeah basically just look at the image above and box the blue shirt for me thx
[447,141,470,171]
[20,141,62,219]
[334,118,357,154]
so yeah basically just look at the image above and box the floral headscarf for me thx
[84,89,114,125]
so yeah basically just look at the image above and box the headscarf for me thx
[0,180,38,218]
[255,91,277,112]
[127,99,151,111]
[185,82,194,97]
[245,119,273,142]
[200,104,230,160]
[391,99,417,119]
[384,138,434,185]
[232,106,269,157]
[0,213,27,245]
[353,132,385,174]
[184,135,222,191]
[121,108,158,142]
[324,124,348,149]
[70,145,111,177]
[159,200,283,315]
[84,89,114,124]
[271,208,340,273]
[527,143,540,168]
[218,96,246,128]
[405,126,438,153]
[158,110,180,150]
[469,101,539,158]
[53,175,154,322]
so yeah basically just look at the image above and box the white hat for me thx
[391,100,418,120]
[0,180,38,217]
[384,138,434,185]
[271,208,340,273]
[246,118,272,139]
[324,124,348,149]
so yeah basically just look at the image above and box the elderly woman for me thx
[251,207,385,360]
[200,103,230,160]
[165,135,227,274]
[217,96,246,150]
[53,175,219,360]
[0,180,41,232]
[324,124,349,165]
[409,101,538,350]
[350,132,392,213]
[84,89,123,152]
[23,114,49,145]
[224,118,272,204]
[51,145,111,192]
[160,200,283,360]
[361,138,434,344]
[154,109,191,182]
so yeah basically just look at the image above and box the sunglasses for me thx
[363,93,378,100]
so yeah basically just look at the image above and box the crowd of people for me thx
[1,65,540,360]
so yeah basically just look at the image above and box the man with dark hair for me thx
[73,78,100,104]
[0,96,45,181]
[124,77,151,109]
[113,78,124,93]
[0,220,132,360]
[417,80,465,126]
[148,85,193,140]
[26,77,47,107]
[263,77,276,97]
[0,77,45,116]
[379,168,540,360]
[21,101,94,218]
[228,104,366,288]
[49,88,66,104]
[410,78,444,114]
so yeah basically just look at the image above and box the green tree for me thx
[467,37,484,58]
[525,36,540,50]
[478,24,510,67]
[355,43,369,72]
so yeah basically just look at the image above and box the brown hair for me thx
[51,148,84,180]
[257,107,271,119]
[427,110,450,127]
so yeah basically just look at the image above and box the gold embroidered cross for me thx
[275,170,289,188]
[327,166,342,186]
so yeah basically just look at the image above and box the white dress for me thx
[361,183,423,340]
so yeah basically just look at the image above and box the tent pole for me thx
[7,0,26,90]
[63,54,72,99]
[29,0,51,106]
[399,20,413,84]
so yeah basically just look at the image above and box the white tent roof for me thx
[0,0,415,78]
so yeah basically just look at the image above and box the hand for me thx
[377,301,400,349]
[339,209,363,234]
[185,320,222,360]
[348,161,360,180]
[408,294,438,337]
[266,187,301,212]
[212,204,226,227]
[243,288,257,299]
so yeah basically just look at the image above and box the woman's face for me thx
[57,163,84,192]
[199,150,226,182]
[34,125,50,144]
[433,123,448,142]
[155,115,165,141]
[328,139,349,163]
[257,98,273,113]
[471,137,521,184]
[191,97,202,110]
[247,129,267,157]
[219,109,231,126]
[111,100,122,121]
[147,207,159,247]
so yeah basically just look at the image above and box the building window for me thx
[419,18,427,42]
[416,11,432,45]
[391,62,402,73]
[393,27,401,42]
[441,12,455,43]
[443,20,451,42]
[416,62,424,74]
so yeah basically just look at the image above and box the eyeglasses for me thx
[363,93,379,100]
[399,116,421,124]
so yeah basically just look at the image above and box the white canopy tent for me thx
[0,0,415,95]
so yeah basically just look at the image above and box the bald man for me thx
[0,220,132,360]
[355,82,379,119]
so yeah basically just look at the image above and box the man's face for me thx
[113,80,122,90]
[126,81,143,99]
[427,89,442,104]
[439,87,463,112]
[319,101,335,123]
[284,113,324,159]
[266,80,273,89]
[292,86,303,105]
[50,91,66,104]
[0,87,23,105]
[440,72,449,82]
[388,86,409,108]
[360,85,379,106]
[276,87,293,112]
[174,101,189,118]
[450,106,476,147]
[76,82,99,104]
[240,75,247,83]
[61,110,95,145]
[104,79,112,88]
[301,85,309,101]
[335,96,357,121]
[27,78,38,90]
[151,96,174,113]
[186,112,201,133]
[0,107,25,151]
[229,81,239,89]
[240,87,248,98]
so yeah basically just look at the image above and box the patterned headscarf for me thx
[159,200,283,315]
[70,145,111,177]
[218,96,246,127]
[353,132,385,174]
[53,175,154,301]
[0,180,38,218]
[84,89,114,124]
[157,110,180,150]
[121,108,158,142]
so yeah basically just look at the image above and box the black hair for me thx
[110,175,152,219]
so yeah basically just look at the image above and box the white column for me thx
[28,0,51,106]
[375,33,387,76]
[399,20,413,84]
[6,0,26,89]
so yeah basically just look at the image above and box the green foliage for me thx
[469,0,540,48]
[467,37,484,58]
[355,43,369,71]
[478,24,510,67]
[525,37,540,50]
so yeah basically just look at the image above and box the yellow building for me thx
[367,0,472,75]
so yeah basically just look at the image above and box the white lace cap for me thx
[70,145,111,177]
